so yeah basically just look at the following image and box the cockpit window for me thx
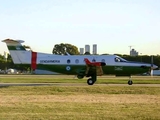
[115,57,120,62]
[115,57,126,62]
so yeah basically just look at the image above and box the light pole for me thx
[140,53,142,62]
[129,46,132,55]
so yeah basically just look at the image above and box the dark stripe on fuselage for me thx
[7,46,26,50]
[126,61,150,64]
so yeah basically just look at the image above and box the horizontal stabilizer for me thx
[2,39,24,45]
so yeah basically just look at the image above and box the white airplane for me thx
[2,39,158,85]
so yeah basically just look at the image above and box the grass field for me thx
[0,75,160,84]
[0,75,160,120]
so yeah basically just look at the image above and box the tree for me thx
[52,43,80,55]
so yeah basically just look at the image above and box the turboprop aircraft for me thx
[2,39,158,85]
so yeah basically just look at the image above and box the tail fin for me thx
[2,39,31,64]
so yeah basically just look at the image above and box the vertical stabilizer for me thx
[2,39,31,64]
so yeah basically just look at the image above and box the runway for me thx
[0,83,160,87]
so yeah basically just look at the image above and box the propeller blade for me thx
[150,55,154,76]
[150,69,153,76]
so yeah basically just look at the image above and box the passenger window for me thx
[67,59,71,64]
[75,59,79,63]
[101,59,105,62]
[92,59,96,62]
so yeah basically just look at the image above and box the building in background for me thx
[85,45,90,53]
[130,49,138,56]
[80,44,98,54]
[92,44,97,55]
[79,48,84,55]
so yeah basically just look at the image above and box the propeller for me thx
[150,55,154,76]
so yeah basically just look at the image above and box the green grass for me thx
[0,75,160,84]
[0,86,160,95]
[0,86,159,120]
[0,75,160,120]
[0,103,159,120]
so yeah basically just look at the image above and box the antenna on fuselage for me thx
[66,52,71,56]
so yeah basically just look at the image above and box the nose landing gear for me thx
[128,77,133,85]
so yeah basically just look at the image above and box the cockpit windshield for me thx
[115,56,127,62]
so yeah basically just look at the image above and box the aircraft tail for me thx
[2,39,31,64]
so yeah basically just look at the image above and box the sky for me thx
[0,0,160,56]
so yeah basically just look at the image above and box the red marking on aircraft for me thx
[31,52,37,70]
[84,58,102,66]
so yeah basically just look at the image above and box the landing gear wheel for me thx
[128,80,133,85]
[87,78,94,85]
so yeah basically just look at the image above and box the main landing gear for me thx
[128,76,133,85]
[87,75,97,85]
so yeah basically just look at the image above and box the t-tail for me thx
[2,39,31,64]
